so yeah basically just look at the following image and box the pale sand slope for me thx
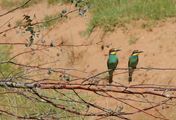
[1,2,176,120]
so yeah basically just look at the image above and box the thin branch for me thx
[0,8,79,34]
[0,0,32,17]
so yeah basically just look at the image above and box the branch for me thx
[0,8,79,34]
[0,0,32,17]
[0,81,175,99]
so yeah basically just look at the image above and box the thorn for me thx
[50,41,55,47]
[25,43,29,47]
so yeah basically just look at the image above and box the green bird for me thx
[128,50,143,82]
[107,48,121,84]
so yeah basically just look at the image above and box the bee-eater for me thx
[128,50,143,82]
[107,48,121,84]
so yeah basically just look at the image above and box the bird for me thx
[107,48,121,84]
[128,50,143,82]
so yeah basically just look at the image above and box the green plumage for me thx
[107,54,118,83]
[128,55,138,82]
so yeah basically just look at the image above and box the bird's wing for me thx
[114,59,118,68]
[128,56,132,67]
[107,58,110,69]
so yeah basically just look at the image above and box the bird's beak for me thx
[138,51,143,53]
[115,49,121,52]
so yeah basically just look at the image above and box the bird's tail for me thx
[128,76,132,82]
[128,67,134,82]
[108,70,113,84]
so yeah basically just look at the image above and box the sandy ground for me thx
[1,2,176,120]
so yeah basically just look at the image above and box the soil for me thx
[1,2,176,120]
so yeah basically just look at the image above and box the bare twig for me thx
[0,0,32,17]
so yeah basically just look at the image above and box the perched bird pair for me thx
[107,48,143,84]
